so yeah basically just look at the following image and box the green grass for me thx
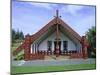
[11,64,96,74]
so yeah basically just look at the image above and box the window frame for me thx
[63,41,68,51]
[47,41,52,50]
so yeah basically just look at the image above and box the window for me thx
[47,41,52,50]
[63,41,68,51]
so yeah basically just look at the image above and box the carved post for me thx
[24,34,31,61]
[55,10,61,57]
[81,36,89,59]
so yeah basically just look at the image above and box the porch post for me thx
[35,44,37,53]
[37,44,39,54]
[35,44,37,54]
[33,44,35,54]
[30,44,33,54]
[34,44,36,54]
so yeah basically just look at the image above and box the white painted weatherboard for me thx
[37,32,81,51]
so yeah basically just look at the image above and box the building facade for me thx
[13,10,89,60]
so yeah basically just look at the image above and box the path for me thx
[12,58,96,66]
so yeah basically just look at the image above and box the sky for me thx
[12,0,96,36]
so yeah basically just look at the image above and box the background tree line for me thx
[12,29,24,43]
[86,26,96,58]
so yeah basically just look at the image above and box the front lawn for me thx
[11,64,96,74]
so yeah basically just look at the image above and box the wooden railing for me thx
[36,50,78,56]
[28,50,83,60]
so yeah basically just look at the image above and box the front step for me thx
[45,55,70,60]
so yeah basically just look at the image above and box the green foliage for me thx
[12,29,16,43]
[86,26,96,58]
[14,50,24,60]
[19,31,24,40]
[12,29,24,43]
[14,54,24,60]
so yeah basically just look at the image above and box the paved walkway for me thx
[12,58,96,66]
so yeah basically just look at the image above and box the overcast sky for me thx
[12,0,96,36]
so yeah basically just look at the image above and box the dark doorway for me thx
[54,41,61,55]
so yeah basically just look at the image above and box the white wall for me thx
[37,31,81,51]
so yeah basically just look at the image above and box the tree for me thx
[19,31,24,40]
[12,29,24,43]
[15,30,20,40]
[86,26,96,58]
[12,29,16,43]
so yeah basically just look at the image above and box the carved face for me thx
[56,45,59,49]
